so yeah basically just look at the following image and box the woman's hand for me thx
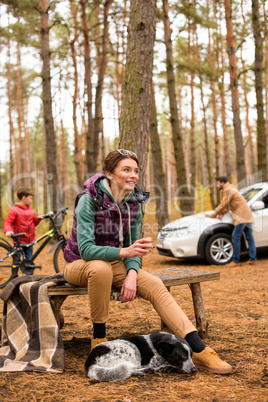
[119,238,154,258]
[120,270,137,303]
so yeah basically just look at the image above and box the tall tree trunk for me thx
[70,0,83,187]
[119,0,156,191]
[252,0,267,179]
[162,0,193,215]
[42,132,48,214]
[60,120,71,206]
[224,0,246,184]
[177,79,190,190]
[200,124,208,187]
[0,160,2,220]
[23,100,31,187]
[188,26,196,194]
[240,45,256,178]
[94,0,113,169]
[80,0,95,175]
[195,31,216,208]
[39,0,60,212]
[150,87,169,228]
[264,4,268,177]
[218,34,231,179]
[200,75,216,209]
[208,29,220,203]
[114,0,127,121]
[7,33,15,204]
[16,39,24,186]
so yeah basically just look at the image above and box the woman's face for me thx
[106,158,139,194]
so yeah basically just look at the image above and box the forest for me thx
[0,2,268,401]
[0,0,267,227]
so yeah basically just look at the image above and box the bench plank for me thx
[48,268,219,295]
[48,267,220,338]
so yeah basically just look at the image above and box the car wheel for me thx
[204,233,233,265]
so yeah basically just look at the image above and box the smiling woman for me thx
[61,149,232,375]
[106,160,139,198]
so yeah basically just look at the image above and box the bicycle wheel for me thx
[53,241,66,273]
[0,242,19,288]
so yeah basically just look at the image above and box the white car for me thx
[156,182,268,265]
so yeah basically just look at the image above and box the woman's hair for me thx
[103,150,139,173]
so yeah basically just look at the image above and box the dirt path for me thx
[0,242,267,401]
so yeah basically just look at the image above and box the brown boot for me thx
[91,337,107,349]
[192,347,232,374]
[244,260,258,265]
[225,261,241,267]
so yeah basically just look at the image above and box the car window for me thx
[260,192,268,208]
[240,188,263,202]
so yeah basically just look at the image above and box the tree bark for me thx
[241,45,256,179]
[60,120,71,207]
[208,30,220,203]
[264,9,268,178]
[39,0,60,212]
[224,0,246,184]
[7,33,15,204]
[70,0,83,187]
[150,87,169,229]
[119,0,156,191]
[23,101,31,187]
[16,39,24,186]
[195,33,215,208]
[80,0,95,175]
[94,0,113,170]
[188,26,196,193]
[252,0,267,179]
[162,0,194,215]
[219,34,231,180]
[200,75,216,209]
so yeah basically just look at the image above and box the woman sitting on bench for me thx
[63,150,232,374]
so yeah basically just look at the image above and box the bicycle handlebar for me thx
[44,207,68,221]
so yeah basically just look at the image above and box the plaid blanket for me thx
[0,273,66,373]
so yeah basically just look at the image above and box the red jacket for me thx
[4,204,40,244]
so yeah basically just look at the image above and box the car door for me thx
[252,191,268,246]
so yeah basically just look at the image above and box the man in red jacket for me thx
[4,188,44,259]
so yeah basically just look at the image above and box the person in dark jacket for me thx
[4,188,44,259]
[64,150,232,374]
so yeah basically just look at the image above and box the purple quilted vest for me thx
[64,173,149,262]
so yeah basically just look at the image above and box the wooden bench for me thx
[48,267,220,339]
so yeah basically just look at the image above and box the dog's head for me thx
[155,335,196,374]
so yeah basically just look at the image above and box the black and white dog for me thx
[84,332,196,381]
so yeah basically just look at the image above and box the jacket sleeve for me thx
[3,208,16,233]
[33,213,40,226]
[76,194,121,262]
[211,192,230,217]
[123,204,142,273]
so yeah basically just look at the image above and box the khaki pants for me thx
[63,259,196,339]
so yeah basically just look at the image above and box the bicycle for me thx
[0,208,68,289]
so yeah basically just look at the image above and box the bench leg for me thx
[50,295,68,329]
[189,283,208,339]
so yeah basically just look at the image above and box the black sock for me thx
[93,323,106,339]
[185,331,206,353]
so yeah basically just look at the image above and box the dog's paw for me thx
[132,370,145,377]
[158,366,175,373]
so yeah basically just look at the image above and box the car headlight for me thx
[162,226,190,239]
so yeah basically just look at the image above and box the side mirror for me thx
[251,201,265,211]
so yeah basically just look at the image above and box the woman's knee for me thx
[138,274,166,300]
[86,260,113,284]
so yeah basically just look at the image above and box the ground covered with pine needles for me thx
[0,237,267,401]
